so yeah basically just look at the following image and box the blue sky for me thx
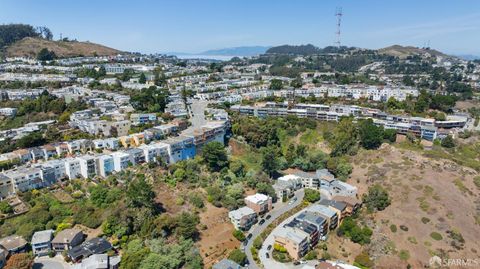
[1,0,480,55]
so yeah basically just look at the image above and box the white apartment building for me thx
[77,156,97,179]
[111,152,130,172]
[65,158,82,179]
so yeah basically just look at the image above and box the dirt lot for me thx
[345,144,480,268]
[196,203,239,268]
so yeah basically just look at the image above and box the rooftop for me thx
[31,229,54,245]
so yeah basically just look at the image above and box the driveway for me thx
[245,189,305,269]
[33,256,71,269]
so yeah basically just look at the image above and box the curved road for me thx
[245,189,305,269]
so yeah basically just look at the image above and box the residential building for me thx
[78,155,97,179]
[51,229,84,253]
[244,193,272,215]
[96,155,114,177]
[111,152,130,172]
[125,148,145,165]
[309,204,339,231]
[296,211,328,238]
[0,235,28,254]
[332,196,362,216]
[72,254,121,269]
[68,237,113,262]
[286,218,320,248]
[3,167,44,193]
[41,160,66,181]
[0,174,14,199]
[213,259,242,269]
[65,158,82,179]
[130,113,157,125]
[31,229,54,256]
[228,206,257,231]
[319,199,348,223]
[273,226,309,260]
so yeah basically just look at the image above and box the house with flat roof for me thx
[51,228,84,253]
[111,151,130,172]
[213,258,242,269]
[0,235,27,254]
[309,204,339,231]
[96,155,114,177]
[319,199,348,221]
[31,229,54,256]
[72,254,121,269]
[273,226,309,260]
[296,211,328,238]
[228,206,257,231]
[332,196,362,216]
[244,193,272,215]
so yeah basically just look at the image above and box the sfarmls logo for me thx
[429,256,480,267]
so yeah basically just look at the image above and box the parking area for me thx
[33,256,71,269]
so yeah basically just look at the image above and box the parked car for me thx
[266,253,270,259]
[243,240,248,246]
[267,245,272,251]
[259,219,266,225]
[266,214,271,220]
[293,261,300,265]
[247,233,253,240]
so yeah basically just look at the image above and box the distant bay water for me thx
[174,54,237,61]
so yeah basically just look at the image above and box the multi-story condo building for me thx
[244,193,272,215]
[111,152,130,172]
[273,226,309,260]
[96,155,114,177]
[78,156,97,179]
[65,158,82,179]
[228,206,257,231]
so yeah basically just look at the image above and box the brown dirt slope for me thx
[378,45,449,59]
[348,144,480,269]
[6,37,121,57]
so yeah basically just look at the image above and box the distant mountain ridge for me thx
[6,37,121,58]
[200,46,271,56]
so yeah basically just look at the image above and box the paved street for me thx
[245,189,305,269]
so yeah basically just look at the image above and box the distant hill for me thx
[6,37,121,58]
[266,44,320,55]
[200,46,271,56]
[456,54,480,61]
[378,45,449,59]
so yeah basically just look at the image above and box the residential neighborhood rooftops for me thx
[274,226,308,245]
[68,237,112,261]
[309,204,337,219]
[319,199,347,212]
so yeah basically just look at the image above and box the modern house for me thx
[78,155,97,179]
[228,206,257,231]
[51,229,84,253]
[295,211,328,238]
[65,158,82,179]
[96,155,114,177]
[319,199,348,222]
[67,237,113,262]
[31,229,54,256]
[111,152,130,172]
[286,219,320,248]
[309,204,339,231]
[332,196,362,216]
[244,193,272,215]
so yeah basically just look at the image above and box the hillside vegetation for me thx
[378,45,449,59]
[6,37,120,58]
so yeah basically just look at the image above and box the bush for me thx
[421,217,430,224]
[441,135,455,148]
[228,249,247,266]
[0,201,13,214]
[363,184,390,211]
[399,249,410,261]
[273,243,287,253]
[390,224,397,233]
[430,232,443,241]
[232,230,246,242]
[303,188,321,203]
[354,251,374,268]
[304,250,318,260]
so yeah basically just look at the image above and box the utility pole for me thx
[335,7,343,48]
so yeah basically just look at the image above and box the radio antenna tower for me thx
[335,7,343,48]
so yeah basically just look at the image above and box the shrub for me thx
[421,217,430,224]
[354,251,374,268]
[304,250,318,260]
[390,224,397,233]
[430,232,443,241]
[273,243,287,253]
[228,249,247,266]
[363,184,390,211]
[232,230,246,242]
[304,188,321,203]
[399,249,410,261]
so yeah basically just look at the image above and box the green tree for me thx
[261,146,279,177]
[441,135,455,148]
[383,129,397,143]
[0,201,13,214]
[37,48,56,61]
[126,176,156,209]
[232,230,246,241]
[304,189,321,203]
[270,79,283,90]
[330,117,358,156]
[358,119,384,150]
[139,73,147,84]
[228,249,247,266]
[201,142,228,172]
[4,253,34,269]
[363,184,390,211]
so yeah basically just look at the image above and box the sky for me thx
[1,0,480,55]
